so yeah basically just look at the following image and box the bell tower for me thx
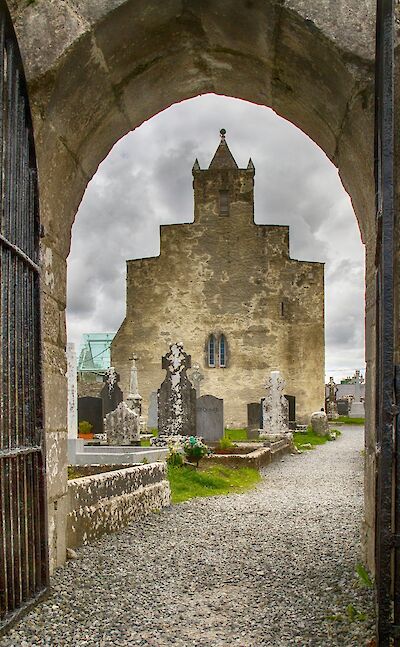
[192,129,255,223]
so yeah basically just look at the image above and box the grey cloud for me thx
[67,94,365,380]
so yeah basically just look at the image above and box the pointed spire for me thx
[192,158,200,171]
[208,129,238,170]
[247,158,255,171]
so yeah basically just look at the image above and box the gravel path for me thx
[2,426,375,646]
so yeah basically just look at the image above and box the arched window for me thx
[208,335,216,367]
[219,335,226,367]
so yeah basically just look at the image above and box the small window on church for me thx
[219,335,226,367]
[208,335,216,367]
[219,190,230,216]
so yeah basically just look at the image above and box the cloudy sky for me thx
[66,94,365,383]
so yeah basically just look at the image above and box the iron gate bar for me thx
[374,0,396,644]
[0,0,49,635]
[0,232,40,272]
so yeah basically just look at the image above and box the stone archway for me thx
[10,0,377,572]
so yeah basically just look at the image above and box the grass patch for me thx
[168,465,261,504]
[293,427,342,450]
[293,429,330,450]
[140,438,151,447]
[336,416,364,425]
[224,428,248,442]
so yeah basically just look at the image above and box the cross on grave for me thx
[353,369,362,403]
[189,363,204,398]
[158,342,196,436]
[327,376,339,420]
[328,376,337,402]
[349,369,365,419]
[126,353,142,416]
[101,367,123,417]
[260,370,290,439]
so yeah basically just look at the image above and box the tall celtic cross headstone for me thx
[354,369,361,402]
[101,367,123,417]
[327,376,339,420]
[261,370,289,437]
[349,369,365,418]
[158,342,196,436]
[126,354,142,416]
[189,363,204,398]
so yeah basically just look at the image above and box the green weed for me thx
[355,563,374,589]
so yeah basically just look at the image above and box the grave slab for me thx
[196,395,224,443]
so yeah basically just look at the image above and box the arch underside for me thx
[10,0,378,572]
[14,0,375,253]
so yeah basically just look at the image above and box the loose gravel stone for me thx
[0,426,375,646]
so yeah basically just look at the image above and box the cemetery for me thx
[63,338,345,553]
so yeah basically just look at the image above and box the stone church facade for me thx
[111,133,325,427]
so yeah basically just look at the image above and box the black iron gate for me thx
[0,0,48,635]
[374,0,398,644]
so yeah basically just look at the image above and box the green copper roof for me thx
[77,333,115,372]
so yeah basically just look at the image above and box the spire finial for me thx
[220,128,226,140]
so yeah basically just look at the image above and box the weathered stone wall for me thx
[7,0,379,571]
[77,380,102,398]
[67,463,170,549]
[203,438,293,469]
[112,160,325,426]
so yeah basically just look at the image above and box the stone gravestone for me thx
[101,367,123,417]
[78,396,103,435]
[189,363,204,398]
[284,394,296,429]
[196,395,223,443]
[311,410,329,437]
[158,342,196,436]
[337,400,349,416]
[105,401,140,445]
[126,354,142,416]
[261,371,290,440]
[247,402,261,439]
[147,391,158,430]
[349,369,365,418]
[327,377,339,420]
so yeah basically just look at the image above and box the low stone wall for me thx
[67,463,170,549]
[203,438,293,469]
[68,438,168,465]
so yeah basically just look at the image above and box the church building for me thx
[111,131,325,426]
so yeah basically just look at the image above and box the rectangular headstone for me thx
[78,396,103,435]
[247,402,261,439]
[337,400,349,416]
[147,391,158,429]
[349,400,365,418]
[196,395,224,443]
[284,394,296,429]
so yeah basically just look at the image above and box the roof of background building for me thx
[208,129,239,170]
[77,333,115,372]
